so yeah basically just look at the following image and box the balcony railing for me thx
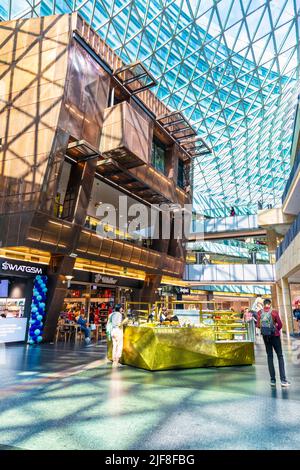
[276,211,300,260]
[84,215,154,249]
[185,264,275,283]
[282,149,300,203]
[192,214,258,234]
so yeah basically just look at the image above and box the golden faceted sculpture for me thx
[108,325,255,371]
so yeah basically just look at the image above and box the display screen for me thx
[0,318,27,342]
[0,280,9,298]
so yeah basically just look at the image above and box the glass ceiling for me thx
[1,1,300,216]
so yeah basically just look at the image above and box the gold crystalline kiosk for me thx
[107,302,255,370]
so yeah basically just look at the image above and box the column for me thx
[271,284,279,310]
[43,254,76,342]
[277,278,294,335]
[139,274,162,304]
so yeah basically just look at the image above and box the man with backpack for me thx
[257,299,291,387]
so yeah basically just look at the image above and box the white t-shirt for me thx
[110,311,123,328]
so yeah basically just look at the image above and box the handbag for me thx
[106,314,113,340]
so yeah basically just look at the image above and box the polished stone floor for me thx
[0,336,299,450]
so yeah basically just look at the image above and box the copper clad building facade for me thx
[0,13,194,341]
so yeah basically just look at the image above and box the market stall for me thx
[107,302,255,371]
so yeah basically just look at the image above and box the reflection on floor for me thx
[0,337,299,450]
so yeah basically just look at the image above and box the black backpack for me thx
[260,310,276,336]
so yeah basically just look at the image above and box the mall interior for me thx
[0,0,300,451]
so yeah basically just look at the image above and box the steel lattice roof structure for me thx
[1,1,300,216]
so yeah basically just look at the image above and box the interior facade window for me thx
[177,158,184,188]
[151,137,166,174]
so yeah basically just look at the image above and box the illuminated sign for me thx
[0,259,45,276]
[94,274,118,285]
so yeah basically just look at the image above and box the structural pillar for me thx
[139,274,162,304]
[277,278,294,335]
[271,284,279,310]
[43,254,76,342]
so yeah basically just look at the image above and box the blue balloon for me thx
[37,336,43,343]
[34,329,40,336]
[37,315,43,321]
[37,295,42,301]
[29,339,34,344]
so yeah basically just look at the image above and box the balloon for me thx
[37,295,42,301]
[34,329,40,336]
[29,339,34,344]
[37,336,43,342]
[37,315,43,321]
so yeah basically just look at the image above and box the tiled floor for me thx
[0,336,299,450]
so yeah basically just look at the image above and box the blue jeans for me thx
[80,326,90,339]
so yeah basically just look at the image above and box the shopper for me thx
[251,295,264,313]
[257,299,291,387]
[76,312,91,344]
[293,300,300,335]
[159,306,167,322]
[108,304,128,368]
[230,206,236,216]
[165,311,179,323]
[147,304,156,322]
[243,308,255,342]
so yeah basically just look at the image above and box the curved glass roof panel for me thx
[2,1,300,216]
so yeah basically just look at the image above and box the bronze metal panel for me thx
[62,40,110,149]
[100,101,151,167]
[0,15,70,216]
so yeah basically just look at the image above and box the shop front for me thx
[0,258,47,344]
[57,269,142,341]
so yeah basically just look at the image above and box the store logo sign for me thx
[1,261,43,275]
[94,274,118,285]
[178,287,190,294]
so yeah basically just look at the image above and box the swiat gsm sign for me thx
[1,261,43,275]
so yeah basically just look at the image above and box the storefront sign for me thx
[94,274,118,285]
[0,259,46,276]
[177,287,190,295]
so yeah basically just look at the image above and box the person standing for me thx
[243,307,255,342]
[251,295,264,313]
[293,300,300,335]
[108,305,127,368]
[257,299,291,387]
[230,206,236,216]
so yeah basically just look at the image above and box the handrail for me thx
[192,214,258,234]
[276,211,300,260]
[282,148,300,203]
